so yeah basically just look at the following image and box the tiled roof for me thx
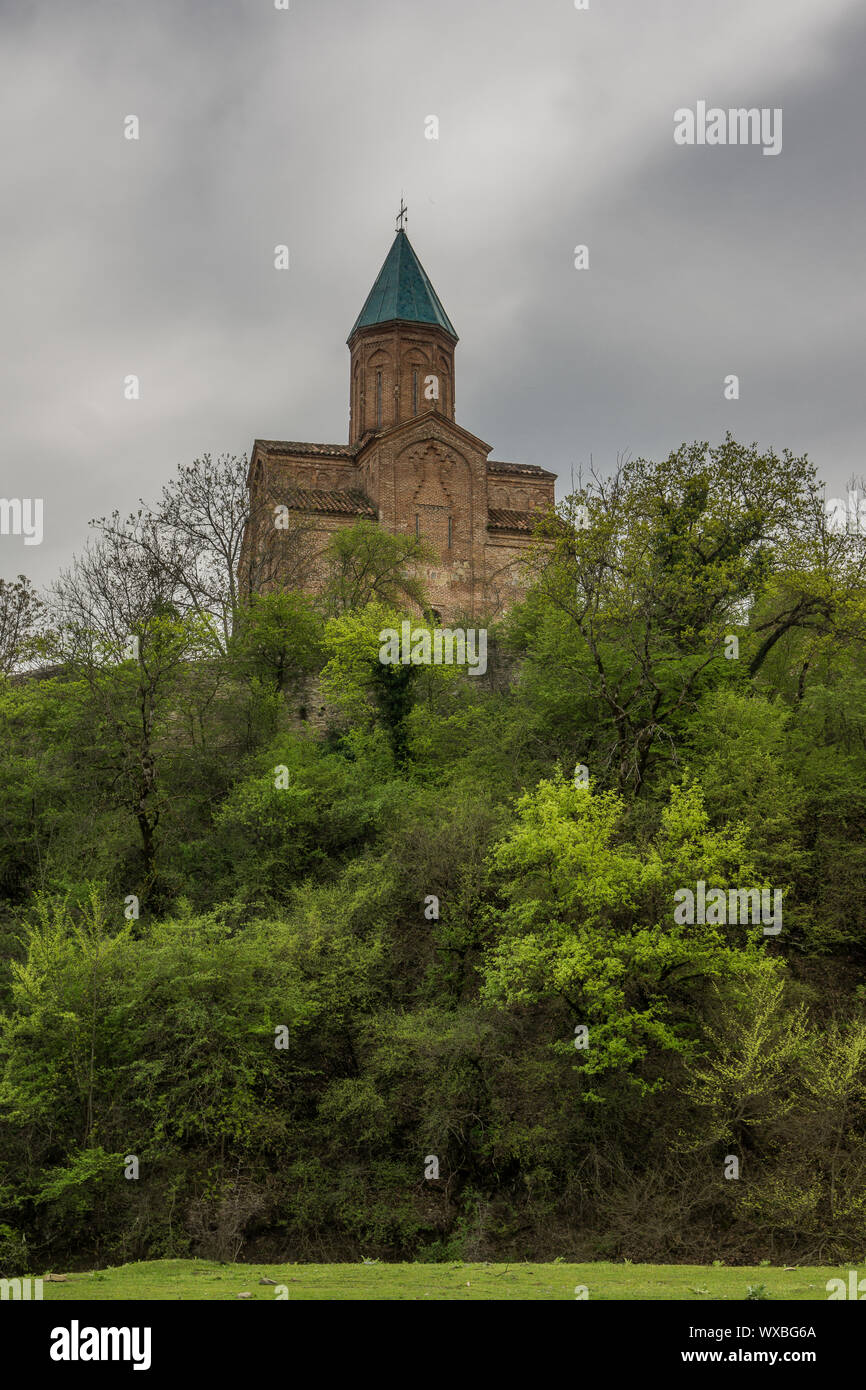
[349,230,458,340]
[488,460,556,479]
[487,508,541,532]
[256,440,360,458]
[281,488,378,518]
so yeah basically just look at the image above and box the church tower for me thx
[347,229,458,444]
[242,219,557,623]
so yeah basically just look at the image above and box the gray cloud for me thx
[2,0,864,585]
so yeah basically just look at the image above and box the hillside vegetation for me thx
[2,438,866,1270]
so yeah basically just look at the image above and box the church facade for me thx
[241,228,556,621]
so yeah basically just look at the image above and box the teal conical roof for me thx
[348,230,458,341]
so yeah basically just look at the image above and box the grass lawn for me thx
[28,1258,846,1301]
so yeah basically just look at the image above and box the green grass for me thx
[25,1258,848,1301]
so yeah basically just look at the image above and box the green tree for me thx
[323,519,433,615]
[229,590,322,693]
[520,436,820,789]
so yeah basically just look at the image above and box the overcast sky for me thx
[2,0,865,586]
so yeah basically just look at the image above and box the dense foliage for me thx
[1,437,865,1269]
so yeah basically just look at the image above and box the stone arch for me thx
[403,350,430,417]
[436,353,452,414]
[365,348,391,430]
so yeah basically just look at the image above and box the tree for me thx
[746,477,866,694]
[94,454,322,651]
[229,590,322,694]
[0,575,45,674]
[319,604,471,761]
[50,528,217,898]
[480,771,764,1095]
[323,519,433,615]
[521,436,823,789]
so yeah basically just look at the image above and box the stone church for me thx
[241,226,556,620]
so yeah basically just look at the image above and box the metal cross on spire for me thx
[396,196,408,232]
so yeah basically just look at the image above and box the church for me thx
[241,221,557,621]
